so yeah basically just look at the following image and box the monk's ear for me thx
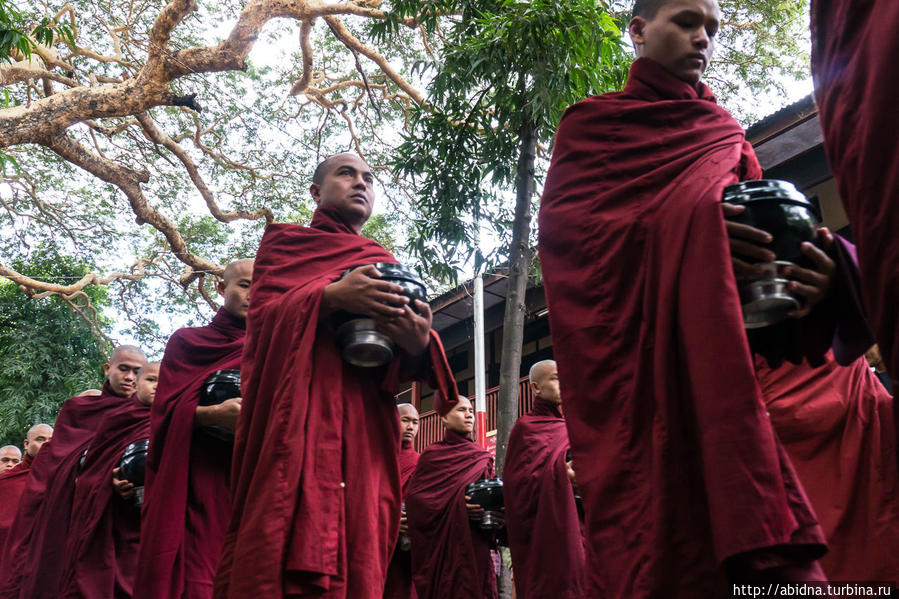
[310,183,321,205]
[103,362,111,377]
[628,16,647,49]
[530,380,540,396]
[215,278,227,298]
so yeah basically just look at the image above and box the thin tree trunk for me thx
[494,111,536,477]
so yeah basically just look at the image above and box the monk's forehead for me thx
[654,0,720,19]
[223,258,254,282]
[326,154,371,176]
[398,404,419,417]
[139,362,161,378]
[110,348,147,367]
[0,446,20,455]
[27,424,52,438]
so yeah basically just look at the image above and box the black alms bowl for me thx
[198,369,240,442]
[119,439,149,487]
[722,179,819,265]
[466,477,504,530]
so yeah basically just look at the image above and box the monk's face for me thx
[136,363,160,406]
[398,405,420,444]
[217,261,253,319]
[531,362,561,405]
[442,397,474,434]
[0,447,21,472]
[104,350,147,397]
[310,154,375,232]
[629,0,720,84]
[24,425,53,458]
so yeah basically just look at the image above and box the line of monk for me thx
[1,0,898,596]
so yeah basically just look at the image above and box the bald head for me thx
[24,424,53,458]
[77,389,102,397]
[398,403,420,446]
[632,0,670,19]
[136,362,161,406]
[309,153,374,234]
[104,345,148,397]
[0,445,22,472]
[529,359,561,405]
[217,259,254,319]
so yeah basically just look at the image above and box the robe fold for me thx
[213,206,458,599]
[755,351,899,581]
[811,0,899,384]
[503,396,586,599]
[0,455,33,555]
[538,57,826,598]
[383,442,420,599]
[134,308,246,599]
[406,429,496,599]
[0,382,131,599]
[58,397,150,598]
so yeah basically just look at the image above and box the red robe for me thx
[0,455,33,555]
[811,0,899,384]
[503,397,587,599]
[538,58,826,597]
[0,382,131,599]
[755,351,899,581]
[213,206,457,599]
[134,308,246,599]
[58,397,151,598]
[383,442,420,599]
[405,430,496,599]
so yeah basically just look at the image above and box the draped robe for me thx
[0,382,131,599]
[503,396,587,599]
[213,207,457,599]
[58,397,151,598]
[537,58,827,598]
[134,308,246,599]
[383,442,420,599]
[405,430,496,599]
[755,351,899,581]
[0,455,33,555]
[811,0,899,385]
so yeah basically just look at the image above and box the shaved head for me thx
[398,403,420,445]
[312,153,357,185]
[0,445,22,472]
[218,259,254,318]
[24,424,53,458]
[110,345,147,364]
[309,153,374,233]
[397,403,419,418]
[222,259,254,284]
[632,0,670,19]
[136,361,161,406]
[529,360,557,384]
[77,388,103,396]
[529,360,561,405]
[105,345,148,397]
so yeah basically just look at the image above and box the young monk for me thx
[537,0,844,595]
[383,403,421,599]
[213,153,457,599]
[405,396,497,599]
[503,360,587,599]
[57,362,159,598]
[0,448,20,474]
[0,346,147,598]
[134,259,252,599]
[811,0,899,385]
[0,425,52,555]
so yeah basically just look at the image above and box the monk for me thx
[134,259,252,599]
[811,0,899,385]
[213,153,457,599]
[405,396,497,599]
[0,345,147,599]
[383,403,421,599]
[537,1,841,595]
[755,351,899,581]
[503,360,587,599]
[0,425,53,555]
[58,362,159,598]
[0,448,20,474]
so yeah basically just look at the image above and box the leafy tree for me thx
[0,249,111,446]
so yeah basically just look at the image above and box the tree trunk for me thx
[494,111,536,476]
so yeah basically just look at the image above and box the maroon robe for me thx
[58,398,150,598]
[134,308,246,599]
[0,382,132,599]
[405,430,496,599]
[811,0,899,384]
[504,396,587,599]
[0,455,33,555]
[383,442,420,599]
[213,206,457,599]
[538,58,826,597]
[755,351,899,581]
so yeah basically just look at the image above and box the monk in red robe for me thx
[405,396,497,599]
[57,361,159,598]
[213,153,457,599]
[811,0,899,385]
[0,448,20,474]
[504,360,587,599]
[383,403,421,599]
[755,351,899,581]
[0,345,146,599]
[134,259,252,599]
[0,425,52,558]
[537,1,840,595]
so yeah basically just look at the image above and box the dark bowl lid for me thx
[121,439,149,459]
[205,369,241,385]
[722,179,814,209]
[342,263,426,288]
[466,477,503,492]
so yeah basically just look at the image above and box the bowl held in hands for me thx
[199,369,241,442]
[465,477,505,531]
[119,439,149,506]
